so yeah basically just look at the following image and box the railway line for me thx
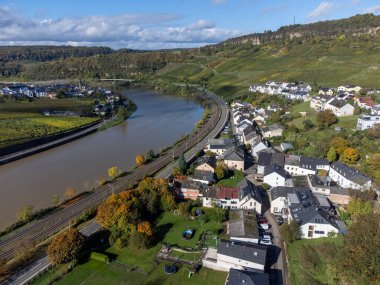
[0,90,226,263]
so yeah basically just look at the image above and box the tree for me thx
[316,109,337,129]
[52,194,60,206]
[177,154,187,174]
[337,213,380,283]
[129,228,150,250]
[215,163,228,180]
[303,119,314,130]
[17,205,34,222]
[64,187,77,200]
[296,136,308,150]
[326,147,338,162]
[117,106,127,120]
[146,149,155,161]
[341,147,360,164]
[347,198,373,217]
[137,221,153,237]
[107,166,119,179]
[172,166,182,176]
[261,183,270,191]
[178,202,190,217]
[135,154,145,166]
[330,136,348,155]
[279,221,301,243]
[47,228,86,264]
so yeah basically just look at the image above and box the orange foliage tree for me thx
[47,228,86,264]
[341,147,360,164]
[330,137,348,155]
[64,187,77,200]
[137,221,153,236]
[135,154,145,166]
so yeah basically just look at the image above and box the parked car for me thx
[261,234,271,242]
[259,223,269,230]
[259,239,272,245]
[258,217,267,224]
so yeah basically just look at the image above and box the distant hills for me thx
[1,14,380,99]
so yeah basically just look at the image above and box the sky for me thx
[0,0,379,49]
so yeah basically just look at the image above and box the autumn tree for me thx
[330,137,348,155]
[341,147,360,164]
[17,205,34,222]
[316,109,337,129]
[64,187,77,200]
[326,147,338,162]
[337,213,380,284]
[215,162,228,180]
[135,154,145,166]
[107,166,119,179]
[47,228,86,264]
[137,221,153,237]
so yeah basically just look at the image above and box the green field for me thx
[217,170,244,187]
[0,115,98,147]
[31,210,225,285]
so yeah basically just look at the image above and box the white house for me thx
[202,240,267,272]
[310,95,331,111]
[263,164,292,187]
[200,186,240,209]
[261,124,284,138]
[337,84,361,93]
[237,179,263,213]
[252,141,271,159]
[325,98,354,117]
[270,186,293,215]
[206,139,234,156]
[329,161,372,190]
[357,114,380,130]
[284,155,330,176]
[318,88,334,96]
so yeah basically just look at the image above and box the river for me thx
[0,89,203,229]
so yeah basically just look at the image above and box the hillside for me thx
[1,14,380,100]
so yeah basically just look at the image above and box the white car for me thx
[259,223,269,230]
[259,239,272,246]
[261,234,271,241]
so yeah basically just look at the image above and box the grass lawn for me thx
[288,237,342,285]
[170,249,202,262]
[217,170,244,187]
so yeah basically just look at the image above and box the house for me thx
[318,88,334,96]
[270,186,294,215]
[261,124,284,138]
[237,179,263,213]
[337,84,361,93]
[310,95,331,111]
[173,179,205,200]
[357,114,380,130]
[217,187,240,209]
[371,104,380,115]
[263,164,292,187]
[202,240,267,272]
[252,140,271,159]
[222,147,245,171]
[200,186,219,208]
[226,269,269,285]
[228,210,259,244]
[195,156,217,173]
[257,152,285,177]
[307,174,351,205]
[287,189,340,239]
[206,139,235,156]
[284,155,329,176]
[325,98,354,117]
[329,161,372,190]
[242,125,259,146]
[252,115,266,126]
[355,97,377,110]
[191,170,215,185]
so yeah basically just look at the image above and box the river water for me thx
[0,89,203,229]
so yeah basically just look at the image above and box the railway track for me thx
[0,91,224,262]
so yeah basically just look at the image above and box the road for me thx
[265,211,288,285]
[0,88,228,284]
[1,221,102,285]
[156,89,228,178]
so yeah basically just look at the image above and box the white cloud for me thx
[212,0,226,5]
[0,7,241,49]
[362,5,380,14]
[308,1,335,22]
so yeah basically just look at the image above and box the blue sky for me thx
[0,0,379,49]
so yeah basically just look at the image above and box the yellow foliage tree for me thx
[64,187,77,200]
[137,221,153,236]
[107,166,119,179]
[135,154,145,166]
[341,147,360,164]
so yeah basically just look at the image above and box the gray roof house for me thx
[229,210,259,244]
[329,161,372,190]
[226,269,269,285]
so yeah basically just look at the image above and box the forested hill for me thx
[214,13,380,48]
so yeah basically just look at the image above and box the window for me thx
[315,230,325,235]
[250,202,252,207]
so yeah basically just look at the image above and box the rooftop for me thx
[331,161,371,186]
[227,269,269,285]
[229,210,259,240]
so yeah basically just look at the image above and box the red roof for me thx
[357,97,375,104]
[216,186,240,199]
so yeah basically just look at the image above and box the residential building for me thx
[318,88,334,96]
[191,170,215,185]
[195,156,217,173]
[226,269,269,285]
[263,164,291,187]
[261,124,284,138]
[329,161,372,190]
[325,98,354,117]
[237,179,263,213]
[337,84,362,93]
[357,114,380,130]
[228,210,259,244]
[173,179,205,200]
[270,186,294,215]
[222,147,245,171]
[355,97,377,110]
[202,240,267,272]
[206,139,235,156]
[310,95,331,111]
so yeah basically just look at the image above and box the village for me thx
[167,80,378,284]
